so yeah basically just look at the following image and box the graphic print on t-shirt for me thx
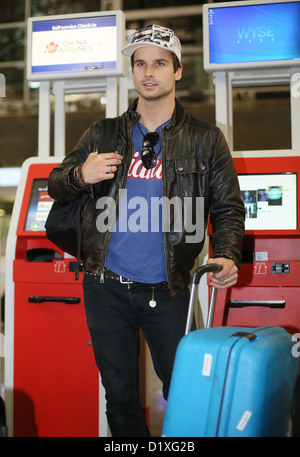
[128,150,162,181]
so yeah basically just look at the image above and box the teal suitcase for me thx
[162,265,299,437]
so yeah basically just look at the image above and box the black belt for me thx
[84,268,133,285]
[84,268,168,290]
[102,268,133,284]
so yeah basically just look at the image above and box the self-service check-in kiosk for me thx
[4,10,126,437]
[4,10,152,437]
[5,158,103,437]
[201,0,300,333]
[209,156,300,335]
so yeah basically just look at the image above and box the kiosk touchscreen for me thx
[5,158,102,437]
[23,178,53,232]
[234,156,300,236]
[239,172,297,232]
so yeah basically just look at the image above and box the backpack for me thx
[45,117,119,279]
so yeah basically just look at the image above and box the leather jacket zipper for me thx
[161,126,174,296]
[98,122,136,273]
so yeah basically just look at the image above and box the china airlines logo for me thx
[44,40,92,54]
[128,150,162,180]
[45,42,59,53]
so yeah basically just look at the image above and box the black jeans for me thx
[83,273,192,437]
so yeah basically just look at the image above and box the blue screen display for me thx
[208,2,300,65]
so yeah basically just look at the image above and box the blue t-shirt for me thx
[105,121,168,283]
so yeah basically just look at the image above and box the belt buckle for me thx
[120,275,133,285]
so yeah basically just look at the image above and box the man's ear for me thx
[175,64,183,82]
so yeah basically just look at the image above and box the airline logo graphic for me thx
[44,40,92,54]
[45,42,59,53]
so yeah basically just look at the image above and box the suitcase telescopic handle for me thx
[185,263,222,335]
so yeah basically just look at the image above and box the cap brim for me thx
[121,41,166,57]
[121,41,181,62]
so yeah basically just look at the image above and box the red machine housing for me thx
[12,163,99,437]
[209,156,300,336]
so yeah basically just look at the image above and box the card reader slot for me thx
[26,248,63,262]
[228,300,285,309]
[28,296,81,304]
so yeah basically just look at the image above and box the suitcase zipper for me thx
[216,332,258,437]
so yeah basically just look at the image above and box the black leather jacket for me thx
[48,99,245,296]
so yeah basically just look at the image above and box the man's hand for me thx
[82,151,123,184]
[206,257,238,289]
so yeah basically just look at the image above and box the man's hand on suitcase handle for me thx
[206,257,238,289]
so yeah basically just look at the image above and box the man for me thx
[48,24,245,437]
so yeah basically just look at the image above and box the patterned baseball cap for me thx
[121,24,181,62]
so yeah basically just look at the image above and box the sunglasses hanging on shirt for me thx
[142,132,160,169]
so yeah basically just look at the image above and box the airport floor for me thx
[1,317,297,438]
[0,317,166,437]
[146,348,166,437]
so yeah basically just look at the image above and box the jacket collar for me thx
[127,97,186,130]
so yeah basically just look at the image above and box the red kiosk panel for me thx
[209,157,300,334]
[12,163,99,437]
